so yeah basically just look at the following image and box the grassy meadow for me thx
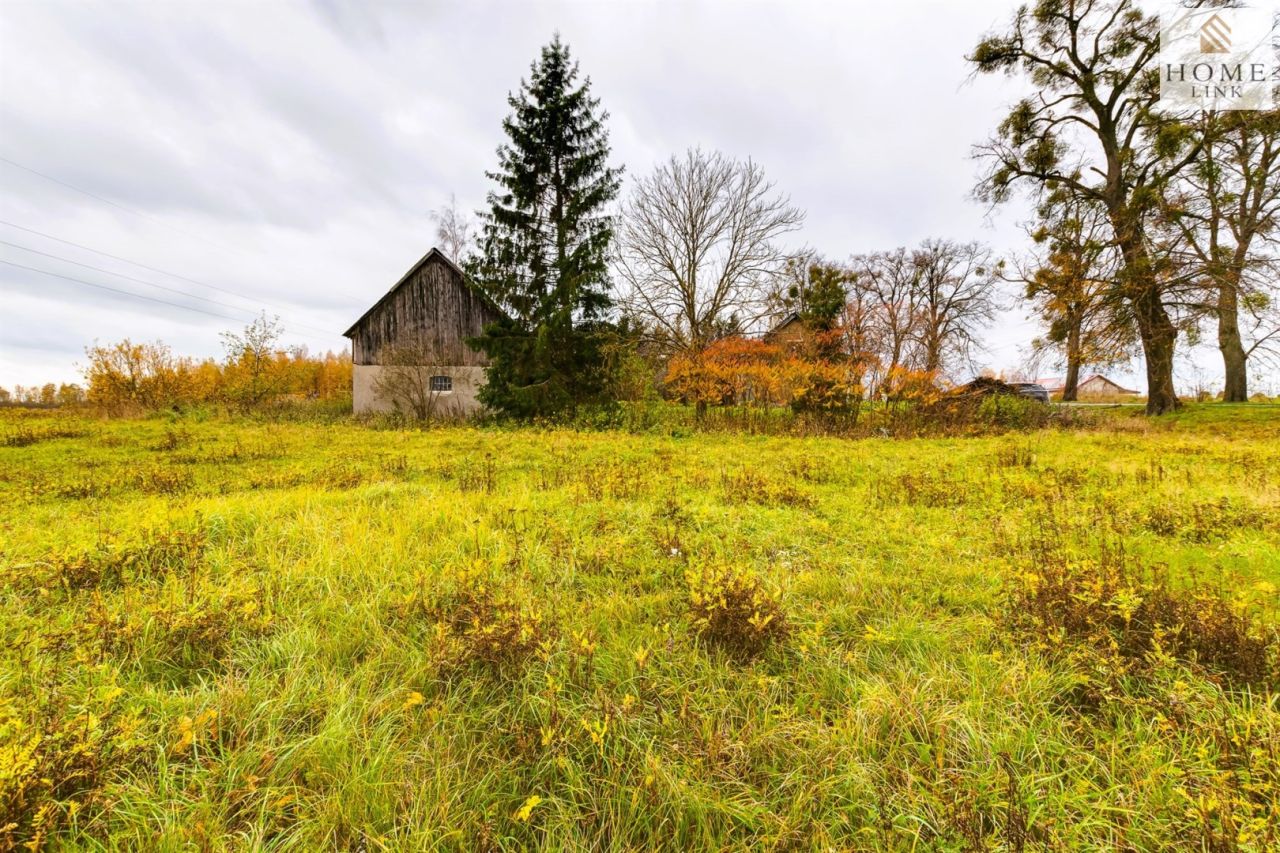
[2,405,1279,850]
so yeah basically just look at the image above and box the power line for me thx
[0,156,361,343]
[0,218,267,305]
[0,155,369,304]
[0,157,151,221]
[0,237,338,337]
[0,259,340,344]
[2,258,246,323]
[0,155,265,261]
[0,238,259,316]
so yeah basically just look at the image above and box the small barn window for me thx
[429,375,453,393]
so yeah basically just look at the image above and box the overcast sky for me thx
[0,0,1269,393]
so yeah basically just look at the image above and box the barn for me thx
[763,312,807,348]
[1037,374,1142,401]
[1074,374,1141,400]
[343,248,505,417]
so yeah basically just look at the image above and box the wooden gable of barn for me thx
[343,249,505,367]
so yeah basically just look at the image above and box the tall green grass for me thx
[1,405,1277,849]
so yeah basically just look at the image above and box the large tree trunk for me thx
[1061,315,1082,402]
[1216,280,1249,402]
[923,337,942,376]
[1061,358,1081,402]
[1133,287,1180,415]
[1112,217,1180,415]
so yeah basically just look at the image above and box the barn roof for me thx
[342,247,505,338]
[1038,374,1140,394]
[1078,374,1139,394]
[763,312,802,338]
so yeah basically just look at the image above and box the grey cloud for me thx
[0,0,1258,392]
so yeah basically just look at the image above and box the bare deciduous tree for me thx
[838,265,883,391]
[852,248,920,375]
[430,193,478,263]
[848,241,1001,386]
[616,148,804,352]
[910,239,1001,376]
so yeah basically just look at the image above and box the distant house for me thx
[1036,374,1141,401]
[763,312,806,347]
[343,248,505,416]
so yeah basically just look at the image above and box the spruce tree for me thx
[469,35,623,418]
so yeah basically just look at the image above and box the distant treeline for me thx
[10,315,351,415]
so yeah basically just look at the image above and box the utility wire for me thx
[0,259,340,344]
[0,157,152,222]
[0,237,338,337]
[2,258,248,323]
[0,156,368,303]
[0,239,259,316]
[0,155,268,262]
[0,218,268,304]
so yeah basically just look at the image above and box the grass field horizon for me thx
[3,405,1278,850]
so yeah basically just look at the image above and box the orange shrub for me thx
[82,338,352,414]
[83,340,209,414]
[666,337,783,408]
[665,334,864,413]
[880,366,944,405]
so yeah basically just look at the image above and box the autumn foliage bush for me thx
[14,530,207,593]
[81,337,351,416]
[664,334,864,415]
[655,336,1085,439]
[685,562,789,659]
[664,337,784,409]
[0,692,147,851]
[396,564,553,671]
[1007,551,1279,690]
